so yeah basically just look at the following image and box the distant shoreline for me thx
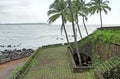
[0,23,48,25]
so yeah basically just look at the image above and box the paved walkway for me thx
[0,58,26,79]
[24,46,95,79]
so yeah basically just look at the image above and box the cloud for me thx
[0,0,119,24]
[0,0,52,23]
[0,0,35,23]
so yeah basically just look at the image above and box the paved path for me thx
[24,46,95,79]
[0,58,27,79]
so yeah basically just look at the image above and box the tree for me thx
[72,0,83,39]
[47,0,73,53]
[67,0,82,65]
[72,0,89,36]
[80,0,89,35]
[90,0,111,27]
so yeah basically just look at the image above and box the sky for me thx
[0,0,120,25]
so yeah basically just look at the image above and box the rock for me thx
[56,37,59,40]
[0,48,34,64]
[0,52,3,56]
[22,48,26,51]
[17,50,22,52]
[17,45,19,47]
[0,45,5,47]
[60,38,64,40]
[28,49,34,53]
[7,45,12,47]
[4,50,8,52]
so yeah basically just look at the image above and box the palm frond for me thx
[47,10,60,16]
[103,0,109,4]
[48,14,60,24]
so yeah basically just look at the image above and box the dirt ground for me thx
[0,58,27,79]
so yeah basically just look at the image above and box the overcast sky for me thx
[0,0,120,24]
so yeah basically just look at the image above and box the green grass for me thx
[23,46,95,79]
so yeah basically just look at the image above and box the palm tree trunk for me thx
[75,17,83,39]
[100,10,103,27]
[83,17,89,35]
[75,21,83,39]
[75,14,82,39]
[76,21,83,39]
[62,16,73,54]
[67,0,82,65]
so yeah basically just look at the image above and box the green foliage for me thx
[91,53,101,67]
[47,0,68,24]
[89,0,111,27]
[102,57,120,79]
[94,29,120,43]
[90,0,111,15]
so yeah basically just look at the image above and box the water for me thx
[0,24,99,51]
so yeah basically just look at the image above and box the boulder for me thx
[7,45,12,47]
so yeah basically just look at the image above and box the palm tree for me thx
[72,0,89,36]
[90,0,111,27]
[72,0,83,39]
[82,16,89,35]
[67,0,82,65]
[80,0,89,35]
[47,0,73,53]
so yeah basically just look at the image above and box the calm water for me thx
[0,24,99,51]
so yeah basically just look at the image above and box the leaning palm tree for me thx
[90,0,111,27]
[80,0,89,35]
[47,0,73,53]
[67,0,82,65]
[72,0,89,36]
[72,0,83,39]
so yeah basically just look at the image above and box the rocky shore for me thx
[0,48,34,64]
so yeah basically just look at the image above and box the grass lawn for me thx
[23,46,95,79]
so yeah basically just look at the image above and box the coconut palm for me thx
[90,0,111,27]
[47,0,73,53]
[67,0,82,65]
[67,0,89,37]
[80,0,89,35]
[72,0,89,36]
[72,0,83,39]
